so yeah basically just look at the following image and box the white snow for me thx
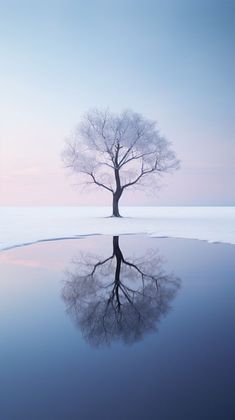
[0,206,235,251]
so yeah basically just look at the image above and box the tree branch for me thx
[119,149,158,168]
[122,164,160,189]
[87,172,114,192]
[118,132,142,166]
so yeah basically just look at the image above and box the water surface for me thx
[0,236,234,420]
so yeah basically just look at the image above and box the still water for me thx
[0,236,234,420]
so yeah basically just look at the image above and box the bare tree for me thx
[62,109,180,216]
[62,236,180,347]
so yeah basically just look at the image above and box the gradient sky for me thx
[0,0,234,206]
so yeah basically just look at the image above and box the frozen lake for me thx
[0,235,234,420]
[0,206,235,251]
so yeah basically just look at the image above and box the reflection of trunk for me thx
[112,168,122,217]
[113,236,123,260]
[113,236,122,308]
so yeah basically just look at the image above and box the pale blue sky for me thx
[0,0,234,205]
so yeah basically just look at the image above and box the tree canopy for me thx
[62,109,180,216]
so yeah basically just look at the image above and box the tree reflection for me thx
[62,236,180,347]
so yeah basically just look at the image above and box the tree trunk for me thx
[112,192,121,217]
[112,166,122,217]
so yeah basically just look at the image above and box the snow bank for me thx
[0,206,235,251]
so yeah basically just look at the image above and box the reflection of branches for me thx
[62,237,181,347]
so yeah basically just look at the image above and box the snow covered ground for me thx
[0,206,235,251]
